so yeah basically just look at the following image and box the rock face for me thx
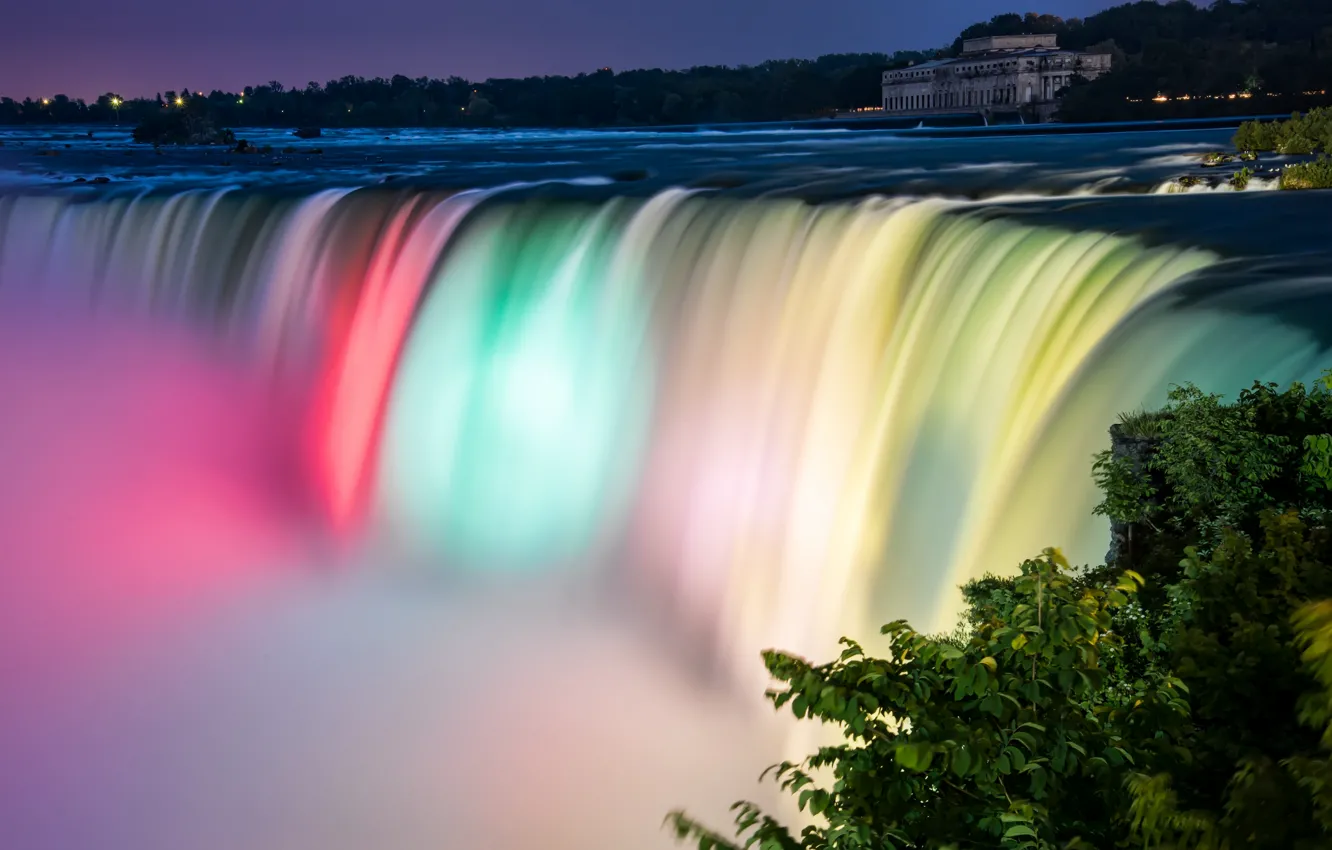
[293,127,322,139]
[1104,422,1160,567]
[132,113,236,146]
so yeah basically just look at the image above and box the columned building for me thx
[881,35,1111,121]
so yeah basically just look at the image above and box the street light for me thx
[110,96,122,124]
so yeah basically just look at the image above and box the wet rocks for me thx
[293,127,322,139]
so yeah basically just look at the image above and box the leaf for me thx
[953,745,972,777]
[895,742,932,771]
[1011,633,1029,651]
[1006,746,1027,771]
[980,655,998,672]
[1031,766,1048,798]
[1003,824,1037,839]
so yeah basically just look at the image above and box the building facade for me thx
[881,35,1111,121]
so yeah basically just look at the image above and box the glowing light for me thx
[41,98,50,105]
[174,97,184,106]
[377,201,657,571]
[311,193,482,532]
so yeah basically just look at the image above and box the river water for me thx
[1,119,1328,850]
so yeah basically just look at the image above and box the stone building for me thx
[880,34,1111,122]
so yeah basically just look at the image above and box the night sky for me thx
[5,0,1117,100]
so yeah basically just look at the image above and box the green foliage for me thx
[670,550,1188,849]
[1302,434,1332,491]
[1117,408,1168,439]
[1126,512,1332,849]
[1093,378,1332,553]
[1234,120,1282,153]
[1201,151,1234,166]
[1087,373,1332,847]
[678,371,1332,850]
[1092,449,1157,526]
[1230,167,1254,190]
[1281,156,1332,191]
[1052,2,1332,123]
[1235,109,1332,156]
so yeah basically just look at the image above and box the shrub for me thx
[678,375,1332,850]
[1234,119,1281,152]
[669,551,1186,850]
[1282,155,1332,190]
[1235,108,1332,156]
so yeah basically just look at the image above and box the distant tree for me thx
[465,95,495,120]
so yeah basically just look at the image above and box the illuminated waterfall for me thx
[1,186,1328,684]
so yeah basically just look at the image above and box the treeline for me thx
[3,1,1330,129]
[673,375,1332,849]
[0,53,927,130]
[1016,0,1332,120]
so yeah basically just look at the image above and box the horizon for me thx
[3,1,1116,102]
[3,50,919,105]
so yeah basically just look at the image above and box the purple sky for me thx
[4,0,1117,100]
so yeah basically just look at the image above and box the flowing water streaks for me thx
[3,186,1331,680]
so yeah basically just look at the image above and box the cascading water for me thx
[3,184,1331,850]
[3,187,1329,664]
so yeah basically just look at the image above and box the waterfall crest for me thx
[4,187,1328,678]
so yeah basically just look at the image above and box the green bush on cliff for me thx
[669,550,1186,850]
[674,373,1332,849]
[1126,511,1332,849]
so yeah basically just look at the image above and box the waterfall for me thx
[1,186,1327,682]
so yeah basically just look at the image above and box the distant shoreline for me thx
[0,113,1278,138]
